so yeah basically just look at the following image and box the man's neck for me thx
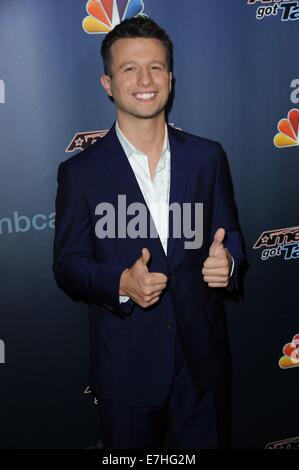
[116,113,166,160]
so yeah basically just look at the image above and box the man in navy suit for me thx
[53,16,244,449]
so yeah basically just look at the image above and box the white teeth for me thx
[135,93,155,100]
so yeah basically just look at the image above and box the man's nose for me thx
[137,67,152,87]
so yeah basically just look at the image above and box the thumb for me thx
[209,228,225,257]
[214,228,225,245]
[140,247,151,266]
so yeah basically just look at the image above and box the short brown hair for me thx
[101,16,173,76]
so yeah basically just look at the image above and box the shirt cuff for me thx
[119,295,130,303]
[230,256,235,277]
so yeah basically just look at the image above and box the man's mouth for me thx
[133,92,158,102]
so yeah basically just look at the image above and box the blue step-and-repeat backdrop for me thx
[0,0,298,449]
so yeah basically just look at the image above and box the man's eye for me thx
[151,66,162,71]
[124,67,135,72]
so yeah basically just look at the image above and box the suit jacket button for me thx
[165,320,173,329]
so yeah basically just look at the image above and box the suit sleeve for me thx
[211,145,244,290]
[53,161,133,317]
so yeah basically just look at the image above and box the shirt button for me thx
[165,320,173,329]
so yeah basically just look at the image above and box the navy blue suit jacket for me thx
[53,124,244,407]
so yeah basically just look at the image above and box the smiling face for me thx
[101,37,172,123]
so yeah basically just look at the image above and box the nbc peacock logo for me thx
[83,0,144,34]
[279,334,299,369]
[274,108,299,148]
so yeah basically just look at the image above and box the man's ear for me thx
[101,74,112,97]
[169,72,173,92]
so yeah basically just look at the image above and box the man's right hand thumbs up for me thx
[140,247,151,267]
[119,248,168,308]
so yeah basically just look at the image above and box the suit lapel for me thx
[102,124,148,208]
[167,125,190,265]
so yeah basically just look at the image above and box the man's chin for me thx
[132,108,165,120]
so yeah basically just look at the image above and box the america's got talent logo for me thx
[66,130,109,153]
[253,225,299,261]
[83,0,145,34]
[265,436,299,449]
[247,0,299,21]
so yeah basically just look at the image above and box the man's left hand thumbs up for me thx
[209,228,225,257]
[202,228,232,288]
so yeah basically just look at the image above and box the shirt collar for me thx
[115,121,169,161]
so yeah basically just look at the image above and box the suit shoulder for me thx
[60,129,117,178]
[58,132,109,174]
[169,126,224,158]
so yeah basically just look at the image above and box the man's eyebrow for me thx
[118,60,167,70]
[149,61,167,67]
[118,61,137,70]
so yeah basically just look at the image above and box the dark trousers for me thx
[97,335,231,449]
